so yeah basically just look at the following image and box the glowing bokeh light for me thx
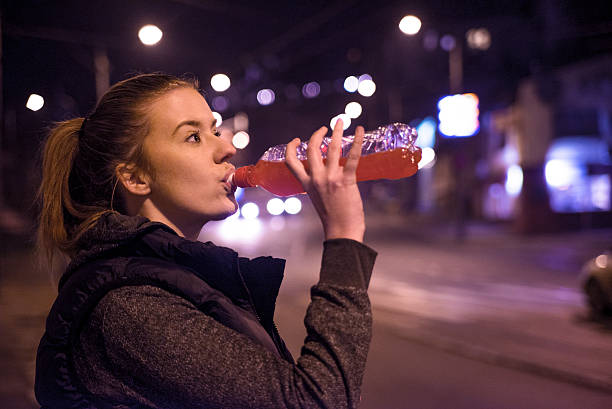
[212,96,229,112]
[284,197,302,215]
[266,198,285,216]
[416,117,436,148]
[418,147,436,169]
[241,202,259,219]
[343,76,359,93]
[344,102,362,119]
[211,73,231,92]
[232,131,250,149]
[138,25,163,46]
[399,15,422,35]
[302,82,321,98]
[466,28,491,50]
[595,254,608,269]
[212,111,222,127]
[256,89,275,106]
[440,34,456,51]
[26,94,44,111]
[437,93,479,137]
[505,164,523,196]
[544,160,583,188]
[330,114,351,130]
[357,79,376,97]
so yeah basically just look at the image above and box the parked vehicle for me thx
[581,249,612,315]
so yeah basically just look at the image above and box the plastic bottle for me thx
[231,122,421,197]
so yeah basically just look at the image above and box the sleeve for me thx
[76,239,377,409]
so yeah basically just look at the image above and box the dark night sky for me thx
[2,0,612,164]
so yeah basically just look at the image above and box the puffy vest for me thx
[35,223,292,408]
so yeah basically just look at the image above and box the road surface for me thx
[2,212,611,408]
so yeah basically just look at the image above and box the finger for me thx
[285,138,310,185]
[307,126,327,176]
[326,118,344,172]
[343,125,364,175]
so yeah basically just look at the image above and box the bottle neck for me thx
[233,165,256,188]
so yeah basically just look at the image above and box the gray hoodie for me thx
[36,213,377,408]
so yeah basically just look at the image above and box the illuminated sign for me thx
[437,93,480,138]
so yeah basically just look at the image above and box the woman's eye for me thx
[186,132,201,143]
[214,130,221,137]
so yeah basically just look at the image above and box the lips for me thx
[223,167,237,193]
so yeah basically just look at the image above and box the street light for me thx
[26,94,44,111]
[399,15,422,35]
[211,73,231,92]
[138,25,163,46]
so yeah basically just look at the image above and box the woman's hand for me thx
[285,120,365,242]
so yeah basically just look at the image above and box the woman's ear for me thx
[115,163,151,196]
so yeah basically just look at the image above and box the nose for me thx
[216,135,237,163]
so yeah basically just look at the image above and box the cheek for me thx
[150,153,216,198]
[144,144,229,214]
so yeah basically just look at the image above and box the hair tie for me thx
[79,117,88,137]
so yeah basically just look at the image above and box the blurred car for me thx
[581,250,612,315]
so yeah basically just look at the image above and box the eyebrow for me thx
[172,118,217,136]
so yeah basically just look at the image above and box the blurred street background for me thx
[2,210,612,408]
[1,0,612,408]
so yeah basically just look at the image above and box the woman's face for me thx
[142,87,237,231]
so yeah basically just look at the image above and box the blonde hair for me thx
[37,73,199,270]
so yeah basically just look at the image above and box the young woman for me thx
[35,73,377,408]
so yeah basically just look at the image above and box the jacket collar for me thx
[62,212,285,324]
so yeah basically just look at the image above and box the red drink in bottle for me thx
[233,146,421,197]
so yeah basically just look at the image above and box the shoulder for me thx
[65,254,215,306]
[95,284,199,325]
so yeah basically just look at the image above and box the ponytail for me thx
[37,118,110,270]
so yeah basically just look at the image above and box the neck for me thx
[135,200,205,241]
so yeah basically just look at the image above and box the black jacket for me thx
[35,213,376,408]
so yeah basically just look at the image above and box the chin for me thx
[199,194,238,222]
[209,203,238,221]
